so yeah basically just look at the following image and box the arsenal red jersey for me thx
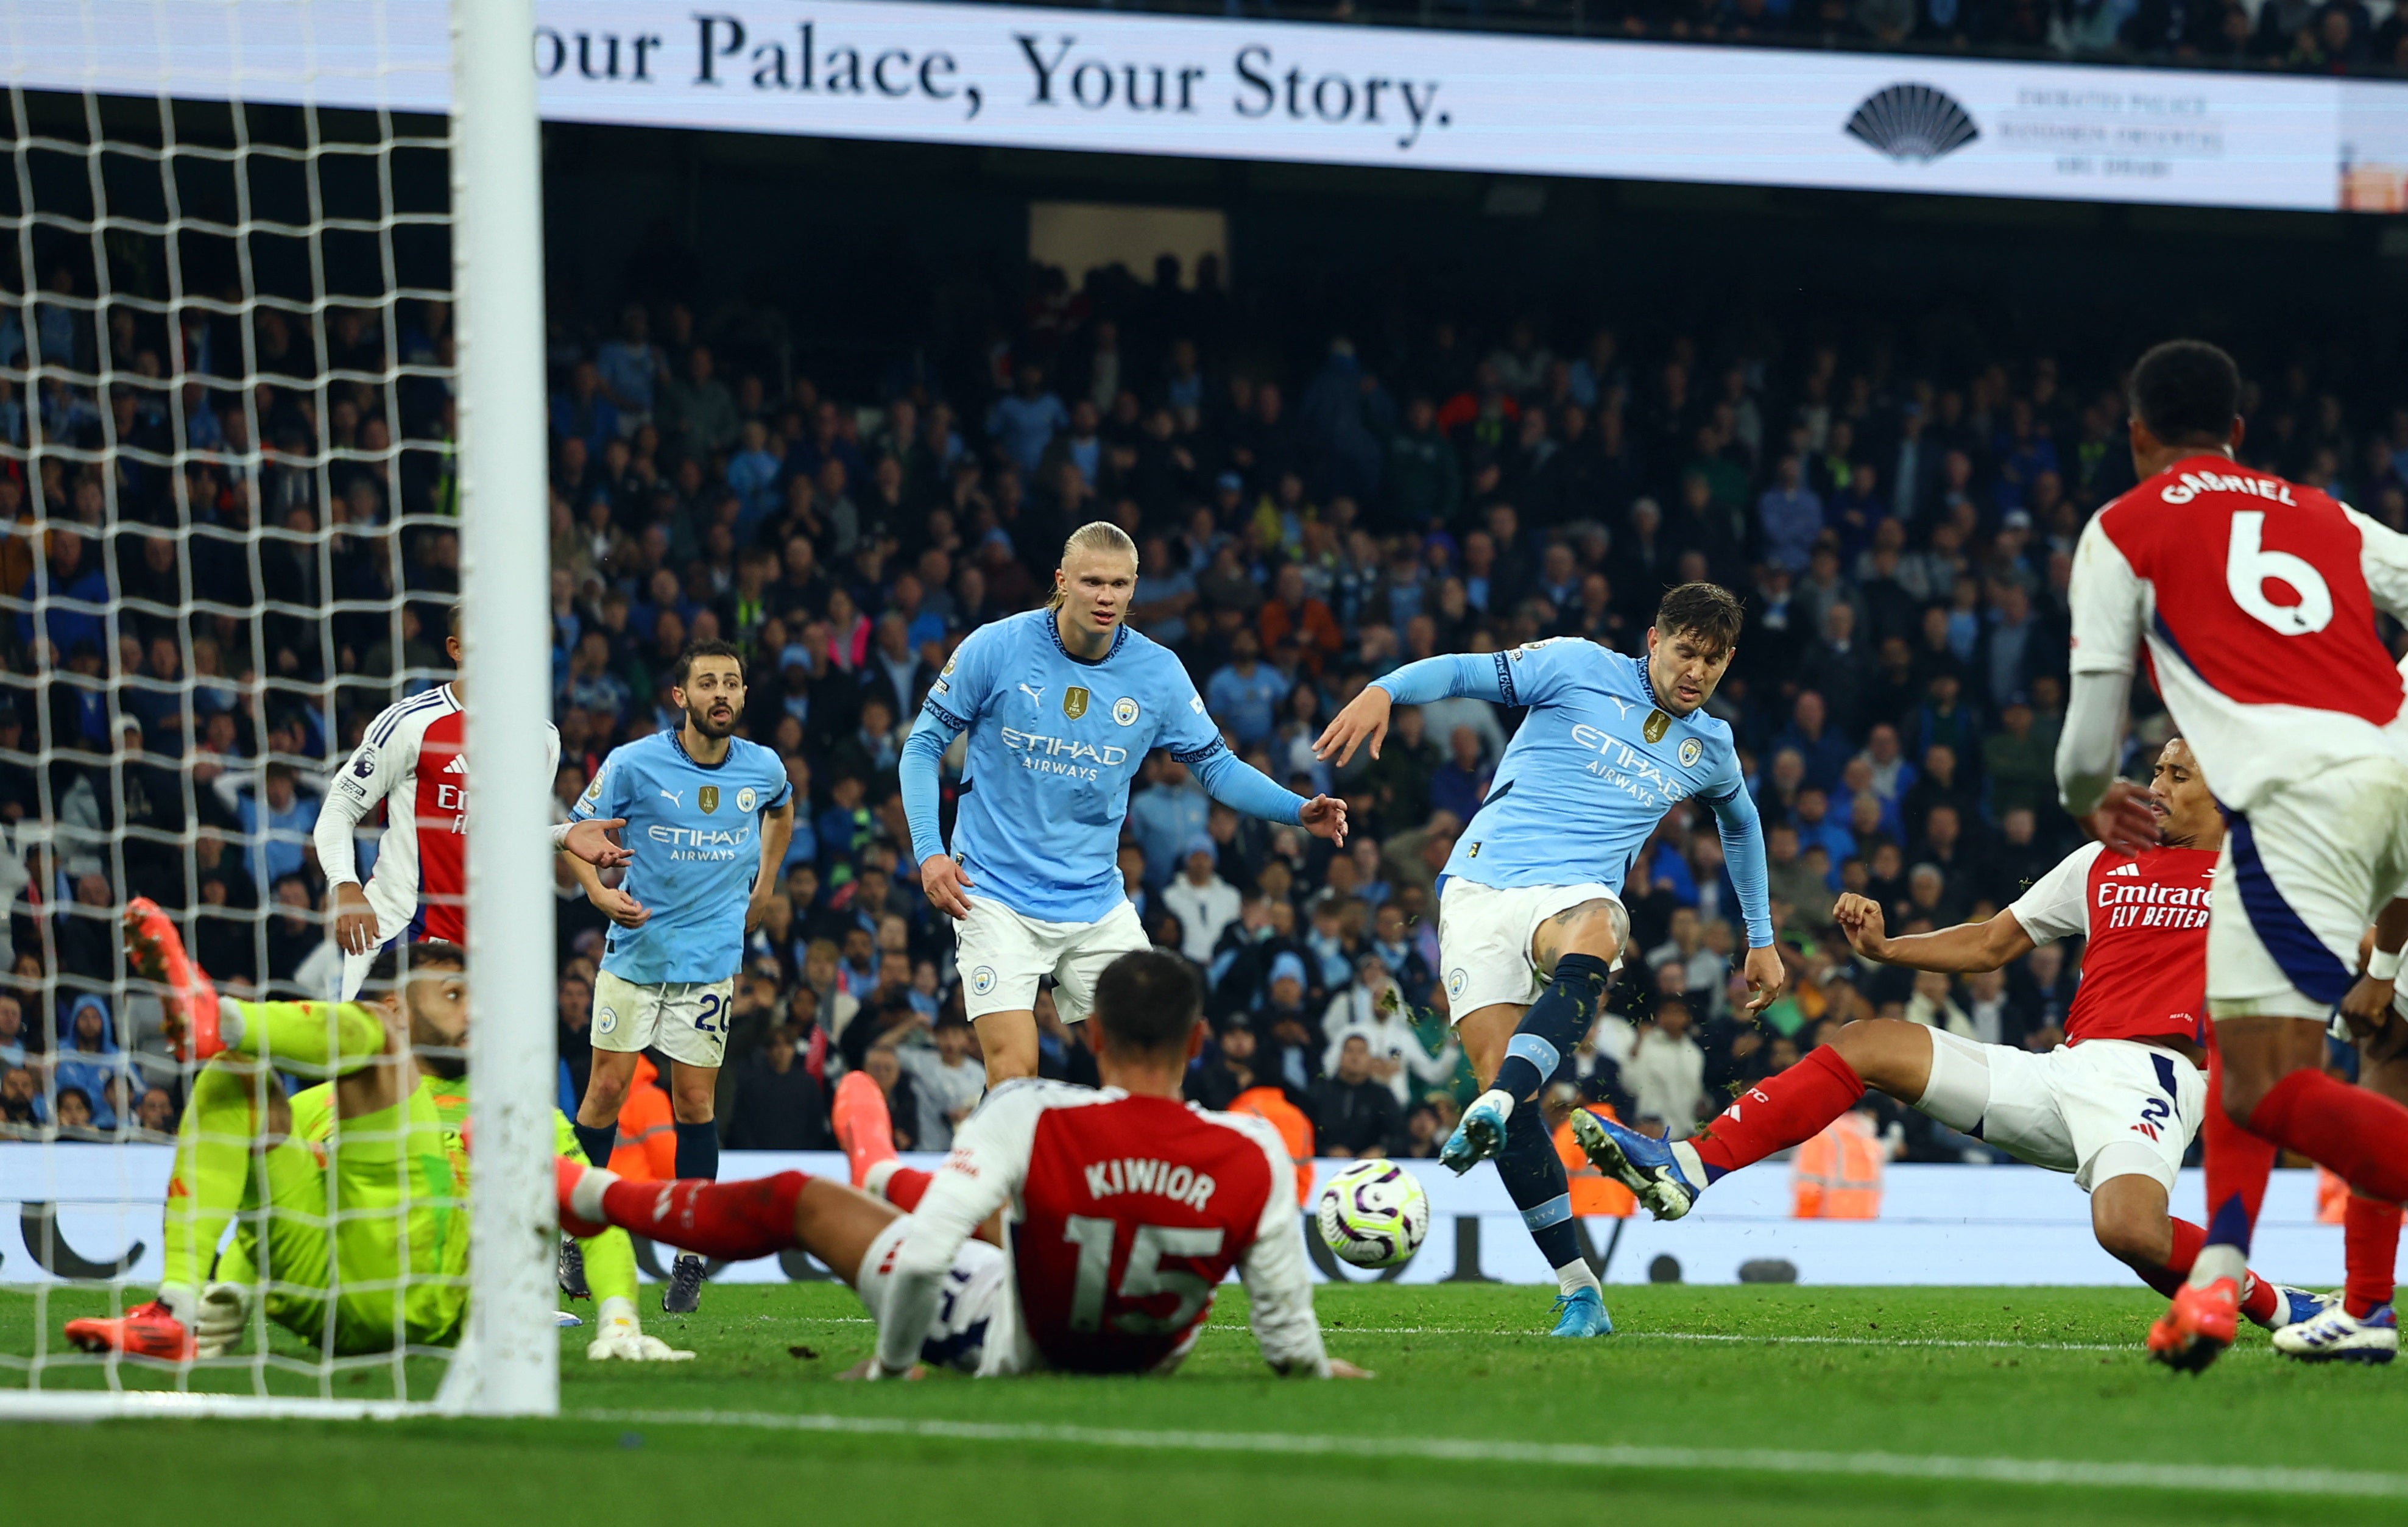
[315,683,560,952]
[2007,841,2219,1046]
[875,1080,1327,1378]
[2068,454,2408,813]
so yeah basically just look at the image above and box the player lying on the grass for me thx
[64,901,687,1365]
[1575,739,2323,1332]
[1311,580,1782,1339]
[2275,899,2408,1363]
[557,949,1370,1378]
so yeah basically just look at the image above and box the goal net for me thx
[0,0,557,1417]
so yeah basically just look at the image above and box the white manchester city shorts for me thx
[955,896,1149,1026]
[1916,1030,2205,1192]
[1436,877,1625,1022]
[591,969,735,1069]
[853,1216,1016,1375]
[2209,756,2408,1021]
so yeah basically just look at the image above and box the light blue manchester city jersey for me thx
[916,610,1240,923]
[571,729,792,984]
[1375,639,1773,946]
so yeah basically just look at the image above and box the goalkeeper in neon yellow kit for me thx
[65,900,687,1365]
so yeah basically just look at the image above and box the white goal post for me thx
[0,0,555,1418]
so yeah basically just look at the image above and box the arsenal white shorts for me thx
[1435,877,1625,1023]
[954,896,1149,1026]
[1916,1030,2205,1192]
[2208,756,2408,1022]
[854,1216,1015,1375]
[590,969,735,1069]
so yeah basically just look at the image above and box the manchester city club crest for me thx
[698,785,720,814]
[1644,709,1672,744]
[1679,738,1703,768]
[1063,686,1090,720]
[596,1006,618,1036]
[736,786,757,812]
[1112,696,1140,726]
[970,966,998,997]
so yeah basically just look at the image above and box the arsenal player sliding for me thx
[1573,739,2321,1331]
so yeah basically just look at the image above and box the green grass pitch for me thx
[8,1281,2407,1525]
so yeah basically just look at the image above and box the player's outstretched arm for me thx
[1234,1136,1357,1378]
[869,1097,1023,1377]
[554,817,634,870]
[1190,746,1342,844]
[1314,653,1505,766]
[1833,892,2038,973]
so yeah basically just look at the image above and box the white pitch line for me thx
[752,1315,2206,1355]
[576,1409,2408,1499]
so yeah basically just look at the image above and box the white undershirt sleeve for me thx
[2347,506,2408,623]
[1230,1118,1330,1377]
[2004,841,2102,944]
[314,720,409,888]
[871,1086,1029,1375]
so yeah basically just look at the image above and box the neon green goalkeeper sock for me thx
[160,1063,261,1295]
[228,1000,387,1075]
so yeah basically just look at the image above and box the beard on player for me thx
[684,687,740,740]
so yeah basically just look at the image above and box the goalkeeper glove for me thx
[191,1280,252,1359]
[585,1295,694,1362]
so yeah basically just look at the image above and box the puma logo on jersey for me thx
[660,787,684,807]
[1018,682,1048,707]
[1083,1157,1216,1211]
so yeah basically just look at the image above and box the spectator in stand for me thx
[895,1013,986,1152]
[1428,723,1493,823]
[1163,835,1243,965]
[1309,1034,1402,1158]
[726,1025,832,1149]
[1205,629,1287,748]
[1625,999,1709,1139]
[1757,453,1824,573]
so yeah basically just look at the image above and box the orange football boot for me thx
[2149,1277,2240,1373]
[831,1070,896,1189]
[123,898,224,1063]
[64,1300,196,1362]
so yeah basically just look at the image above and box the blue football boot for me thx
[2256,1283,2338,1332]
[1440,1090,1513,1176]
[1548,1285,1614,1337]
[2273,1300,2398,1364]
[1569,1108,1700,1221]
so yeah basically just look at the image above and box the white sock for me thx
[154,1281,196,1325]
[1555,1258,1601,1298]
[2188,1244,2247,1290]
[214,997,244,1051]
[1477,1088,1515,1121]
[863,1159,902,1200]
[1670,1139,1707,1185]
[569,1164,620,1226]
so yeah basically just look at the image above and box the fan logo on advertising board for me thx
[1845,83,1980,164]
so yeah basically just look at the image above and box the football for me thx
[1315,1159,1432,1269]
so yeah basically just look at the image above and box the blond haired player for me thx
[897,522,1346,1088]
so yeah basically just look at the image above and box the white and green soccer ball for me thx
[1315,1159,1431,1269]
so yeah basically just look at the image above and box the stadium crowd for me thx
[970,0,2408,76]
[4,238,2407,1172]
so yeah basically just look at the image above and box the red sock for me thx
[2132,1218,2278,1321]
[2345,1193,2403,1318]
[2248,1070,2408,1204]
[883,1166,934,1212]
[598,1171,810,1261]
[2201,1043,2278,1255]
[1690,1043,1865,1180]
